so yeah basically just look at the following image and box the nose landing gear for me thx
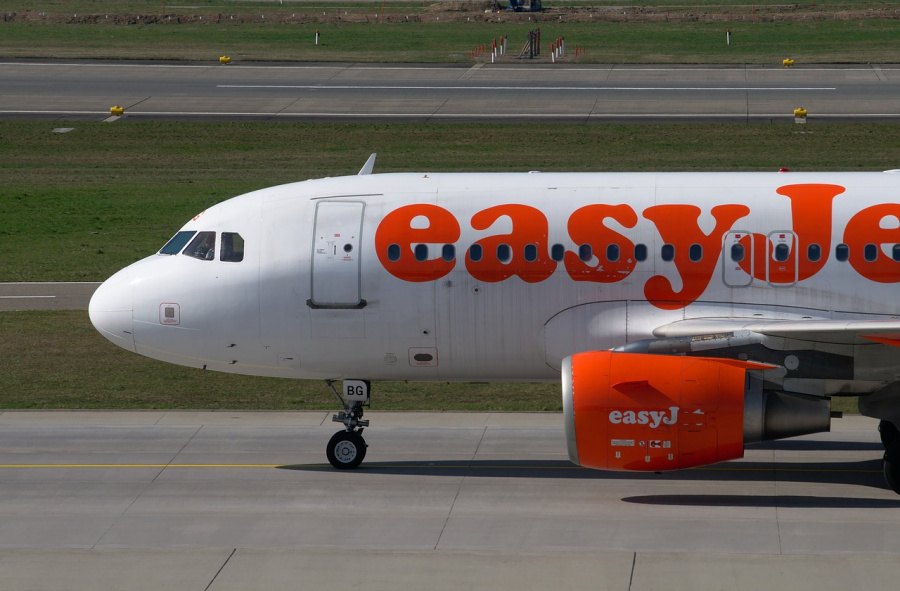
[325,379,370,470]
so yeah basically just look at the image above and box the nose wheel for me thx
[325,379,370,470]
[326,430,367,470]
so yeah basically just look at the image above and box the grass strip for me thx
[1,14,898,62]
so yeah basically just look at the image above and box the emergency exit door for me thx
[309,201,366,308]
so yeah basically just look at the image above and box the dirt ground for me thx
[4,1,899,24]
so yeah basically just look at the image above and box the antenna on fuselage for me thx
[358,153,377,176]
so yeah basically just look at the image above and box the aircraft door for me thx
[766,231,798,286]
[310,201,366,308]
[722,231,753,287]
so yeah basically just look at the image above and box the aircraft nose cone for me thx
[89,269,135,352]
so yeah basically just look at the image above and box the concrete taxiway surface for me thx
[0,410,898,590]
[0,282,100,311]
[1,60,898,122]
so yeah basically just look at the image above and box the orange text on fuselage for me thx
[374,184,900,309]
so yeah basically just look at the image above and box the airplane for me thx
[89,155,900,494]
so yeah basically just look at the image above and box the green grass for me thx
[3,1,894,13]
[1,4,898,62]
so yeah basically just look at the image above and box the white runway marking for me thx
[218,84,837,91]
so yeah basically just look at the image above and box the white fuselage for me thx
[89,171,900,388]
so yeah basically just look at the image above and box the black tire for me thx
[326,431,366,470]
[884,440,900,495]
[879,420,900,449]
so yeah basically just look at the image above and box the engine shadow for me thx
[750,439,884,452]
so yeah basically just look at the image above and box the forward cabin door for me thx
[310,201,366,308]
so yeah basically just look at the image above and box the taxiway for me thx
[0,410,897,590]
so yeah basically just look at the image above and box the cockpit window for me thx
[159,231,196,255]
[221,232,245,263]
[183,231,216,260]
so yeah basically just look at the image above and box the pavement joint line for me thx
[204,548,236,591]
[627,552,636,591]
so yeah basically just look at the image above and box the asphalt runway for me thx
[0,410,898,590]
[1,60,898,123]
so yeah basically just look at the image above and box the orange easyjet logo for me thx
[374,183,900,309]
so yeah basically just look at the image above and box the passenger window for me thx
[183,231,216,260]
[524,244,538,262]
[807,243,821,263]
[469,244,483,262]
[864,243,878,262]
[387,244,401,262]
[774,243,790,262]
[220,232,244,263]
[661,244,675,262]
[578,244,592,262]
[497,244,511,263]
[160,231,196,255]
[550,244,566,262]
[730,244,744,263]
[606,244,619,263]
[835,244,849,262]
[634,244,647,262]
[893,244,900,262]
[414,244,428,262]
[442,244,455,262]
[689,244,702,262]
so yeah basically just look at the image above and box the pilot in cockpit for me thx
[196,234,215,260]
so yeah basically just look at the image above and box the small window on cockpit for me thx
[159,231,196,255]
[221,232,245,262]
[183,231,216,261]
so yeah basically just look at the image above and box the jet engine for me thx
[561,351,831,471]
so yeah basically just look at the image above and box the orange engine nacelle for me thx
[562,351,762,472]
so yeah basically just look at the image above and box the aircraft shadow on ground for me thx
[751,439,884,452]
[279,457,894,496]
[621,494,900,509]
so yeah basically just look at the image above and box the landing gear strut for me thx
[325,379,370,470]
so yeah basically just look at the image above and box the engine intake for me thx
[562,351,830,471]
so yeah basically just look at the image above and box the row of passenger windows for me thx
[731,242,900,264]
[387,242,900,265]
[159,230,245,262]
[387,243,649,264]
